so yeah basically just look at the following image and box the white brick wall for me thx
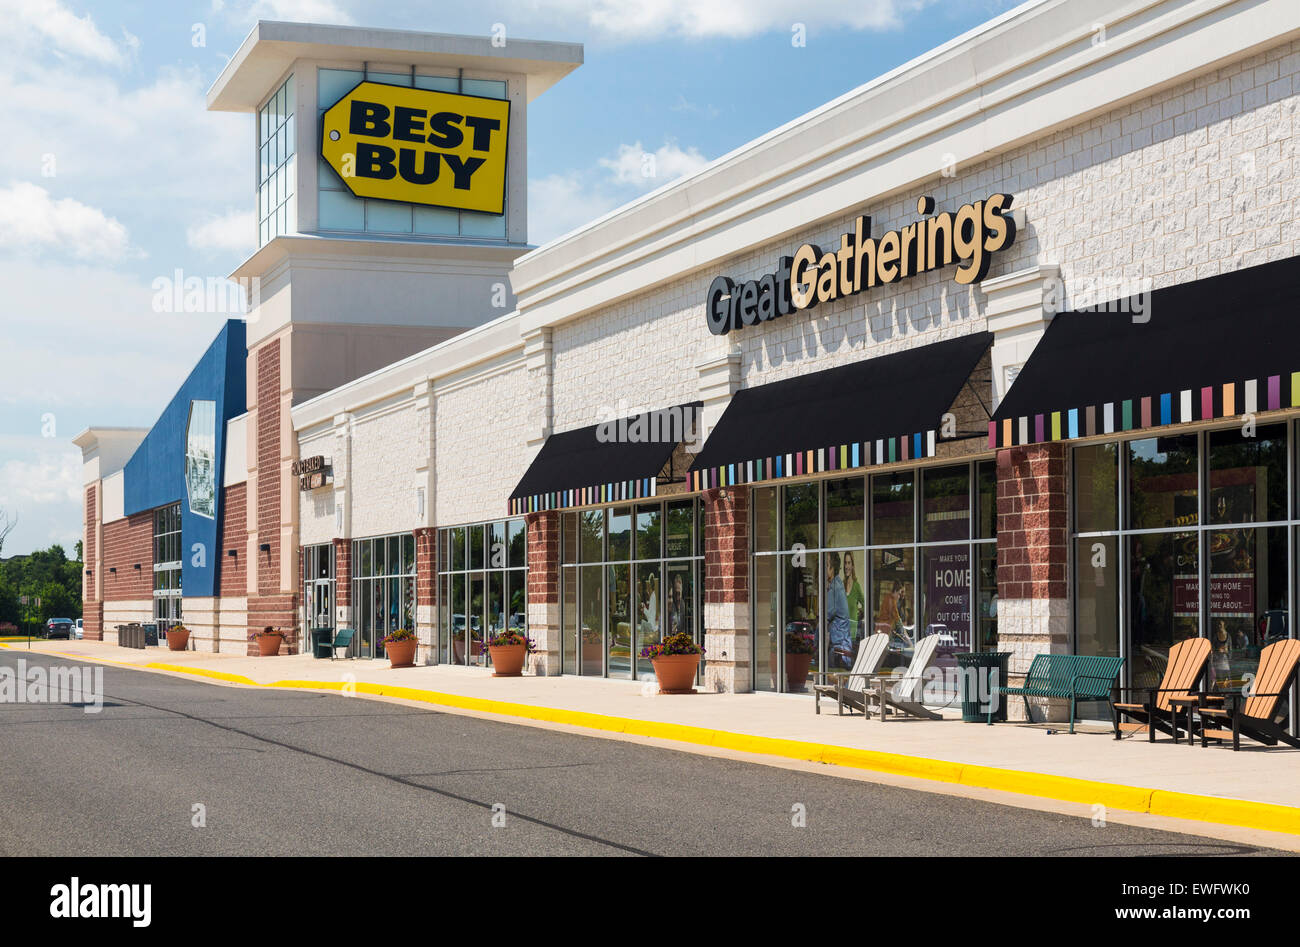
[434,357,533,525]
[350,401,423,539]
[548,38,1300,429]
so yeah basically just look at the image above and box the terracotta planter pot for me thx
[167,628,190,652]
[256,634,282,657]
[386,637,417,668]
[652,652,700,694]
[489,643,527,677]
[785,652,813,691]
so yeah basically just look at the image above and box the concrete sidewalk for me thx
[9,638,1300,837]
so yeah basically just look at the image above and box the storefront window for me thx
[302,543,335,649]
[922,465,969,543]
[976,460,997,540]
[560,498,703,680]
[352,533,416,659]
[1075,442,1119,533]
[755,462,994,696]
[871,472,914,545]
[1073,424,1299,713]
[825,477,865,549]
[152,503,182,633]
[753,486,779,552]
[753,553,779,692]
[1128,435,1198,530]
[1208,423,1286,524]
[784,483,819,549]
[436,519,527,668]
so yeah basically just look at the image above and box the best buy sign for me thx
[320,81,511,215]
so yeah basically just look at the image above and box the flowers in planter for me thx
[639,631,705,661]
[486,628,535,652]
[248,626,286,640]
[784,628,816,654]
[383,627,416,644]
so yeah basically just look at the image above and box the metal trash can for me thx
[957,651,1011,723]
[142,623,159,647]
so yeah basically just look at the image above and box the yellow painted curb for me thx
[143,663,259,686]
[10,643,1300,837]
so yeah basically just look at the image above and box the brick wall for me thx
[83,484,102,639]
[248,338,297,653]
[703,487,751,693]
[101,511,153,602]
[703,488,749,607]
[415,527,436,607]
[996,442,1070,718]
[996,443,1068,601]
[525,512,559,606]
[525,511,560,675]
[334,538,351,610]
[218,483,247,598]
[546,38,1300,438]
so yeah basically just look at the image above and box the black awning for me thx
[509,403,702,513]
[991,255,1300,449]
[687,332,991,491]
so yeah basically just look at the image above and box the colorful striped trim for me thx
[989,373,1300,449]
[686,429,939,493]
[508,477,658,515]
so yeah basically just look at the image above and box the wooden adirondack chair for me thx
[863,633,943,721]
[1112,637,1211,742]
[812,633,889,716]
[1194,639,1300,751]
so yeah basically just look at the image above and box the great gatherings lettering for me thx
[706,194,1016,335]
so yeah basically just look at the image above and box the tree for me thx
[37,581,75,623]
[0,509,15,558]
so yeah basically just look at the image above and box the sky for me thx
[0,0,1020,557]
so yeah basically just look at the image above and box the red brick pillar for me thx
[83,483,103,640]
[415,527,437,664]
[333,537,351,626]
[246,337,298,655]
[703,486,750,693]
[525,511,560,676]
[996,442,1069,721]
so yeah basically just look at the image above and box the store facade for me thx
[80,3,1300,719]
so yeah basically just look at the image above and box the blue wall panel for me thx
[122,320,247,599]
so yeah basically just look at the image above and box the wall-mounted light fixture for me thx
[133,563,142,570]
[109,567,117,574]
[259,543,271,553]
[227,548,238,558]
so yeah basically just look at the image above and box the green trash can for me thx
[957,651,1011,723]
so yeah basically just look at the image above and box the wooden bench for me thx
[989,654,1125,733]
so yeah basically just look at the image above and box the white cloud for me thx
[217,0,356,26]
[598,140,710,188]
[0,182,135,261]
[0,0,132,66]
[506,0,927,39]
[529,139,712,245]
[0,451,81,508]
[187,209,256,254]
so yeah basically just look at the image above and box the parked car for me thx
[74,618,84,640]
[46,618,75,640]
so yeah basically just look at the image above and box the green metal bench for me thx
[988,654,1125,733]
[315,627,355,660]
